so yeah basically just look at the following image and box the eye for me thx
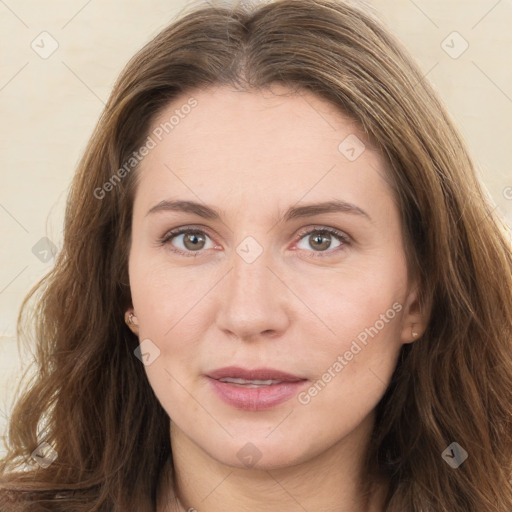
[294,227,350,256]
[158,227,215,257]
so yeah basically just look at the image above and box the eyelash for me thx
[157,225,351,258]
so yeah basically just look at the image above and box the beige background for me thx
[1,0,511,455]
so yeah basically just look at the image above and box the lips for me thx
[207,366,305,383]
[206,366,308,410]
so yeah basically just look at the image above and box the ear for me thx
[399,278,430,345]
[125,309,140,337]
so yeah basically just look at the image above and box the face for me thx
[127,84,423,470]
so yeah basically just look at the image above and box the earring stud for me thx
[125,312,137,326]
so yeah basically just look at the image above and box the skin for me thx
[126,83,427,512]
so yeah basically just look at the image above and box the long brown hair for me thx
[1,0,511,510]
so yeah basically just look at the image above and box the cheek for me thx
[128,249,212,332]
[290,261,406,397]
[294,260,406,341]
[128,256,217,389]
[295,290,404,425]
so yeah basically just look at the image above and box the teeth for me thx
[218,377,282,386]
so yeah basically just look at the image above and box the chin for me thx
[204,433,319,471]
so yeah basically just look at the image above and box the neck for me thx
[157,414,388,512]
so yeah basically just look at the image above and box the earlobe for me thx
[401,320,425,345]
[400,280,429,344]
[124,310,139,336]
[406,325,420,343]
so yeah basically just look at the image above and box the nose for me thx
[215,248,291,341]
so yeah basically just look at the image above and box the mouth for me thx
[215,377,289,388]
[206,366,308,410]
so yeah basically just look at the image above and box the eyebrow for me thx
[146,199,372,222]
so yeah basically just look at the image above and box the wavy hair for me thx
[1,0,511,510]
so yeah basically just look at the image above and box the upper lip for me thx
[207,366,306,382]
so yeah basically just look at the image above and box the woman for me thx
[1,0,511,510]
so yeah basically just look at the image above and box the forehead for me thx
[133,84,393,218]
[149,83,376,160]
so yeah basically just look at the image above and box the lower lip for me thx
[207,377,308,411]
